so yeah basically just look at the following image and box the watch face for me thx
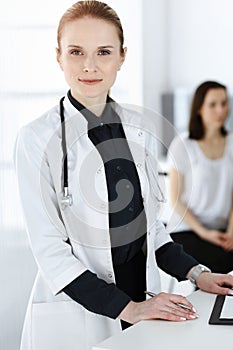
[199,264,211,272]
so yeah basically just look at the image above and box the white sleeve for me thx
[228,132,233,161]
[14,125,87,295]
[167,134,190,175]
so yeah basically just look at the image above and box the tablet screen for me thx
[220,296,233,319]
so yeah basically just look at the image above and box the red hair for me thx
[57,1,124,54]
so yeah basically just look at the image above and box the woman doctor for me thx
[14,2,233,350]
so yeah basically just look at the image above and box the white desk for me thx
[93,290,232,350]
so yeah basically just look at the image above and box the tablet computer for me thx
[209,295,233,325]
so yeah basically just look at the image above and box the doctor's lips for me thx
[78,78,103,85]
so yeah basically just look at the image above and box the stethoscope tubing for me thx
[60,96,68,190]
[59,97,166,207]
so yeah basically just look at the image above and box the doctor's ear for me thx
[56,48,64,71]
[118,47,127,70]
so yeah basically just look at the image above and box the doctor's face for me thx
[57,17,126,106]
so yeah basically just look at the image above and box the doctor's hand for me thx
[196,271,233,295]
[118,292,198,325]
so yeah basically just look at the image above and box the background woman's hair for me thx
[189,81,228,139]
[57,0,124,54]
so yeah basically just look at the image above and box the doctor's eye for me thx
[70,50,83,56]
[98,49,111,56]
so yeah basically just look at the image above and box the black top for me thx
[63,91,199,320]
[67,91,147,262]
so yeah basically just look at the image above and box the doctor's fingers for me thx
[147,303,196,322]
[139,301,185,322]
[147,293,198,320]
[149,291,192,308]
[164,300,199,320]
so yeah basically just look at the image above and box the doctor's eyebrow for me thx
[67,45,115,50]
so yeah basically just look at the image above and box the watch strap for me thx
[188,264,211,285]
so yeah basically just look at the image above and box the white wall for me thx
[142,0,233,106]
[168,0,233,94]
[142,0,233,146]
[143,0,169,111]
[104,0,143,104]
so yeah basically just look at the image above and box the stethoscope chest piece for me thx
[61,187,73,210]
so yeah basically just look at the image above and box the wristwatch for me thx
[188,264,211,286]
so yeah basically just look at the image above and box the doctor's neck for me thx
[71,90,108,117]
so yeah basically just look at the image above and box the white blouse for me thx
[167,132,233,233]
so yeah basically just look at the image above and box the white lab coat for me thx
[14,97,172,350]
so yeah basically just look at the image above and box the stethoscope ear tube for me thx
[60,97,72,209]
[59,96,166,208]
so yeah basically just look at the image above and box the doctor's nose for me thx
[82,57,97,73]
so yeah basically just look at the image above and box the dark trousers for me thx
[171,230,233,273]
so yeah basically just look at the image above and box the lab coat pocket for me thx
[85,312,120,347]
[31,301,86,350]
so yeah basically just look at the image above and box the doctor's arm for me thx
[118,241,199,324]
[156,241,233,295]
[169,167,226,247]
[14,125,88,294]
[14,125,133,318]
[119,246,233,325]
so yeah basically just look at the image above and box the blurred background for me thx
[1,0,233,349]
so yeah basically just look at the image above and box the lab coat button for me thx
[138,131,143,136]
[108,273,113,279]
[137,163,142,168]
[102,240,109,247]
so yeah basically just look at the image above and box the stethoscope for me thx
[60,96,73,209]
[59,96,166,210]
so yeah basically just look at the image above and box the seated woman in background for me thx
[168,81,233,273]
